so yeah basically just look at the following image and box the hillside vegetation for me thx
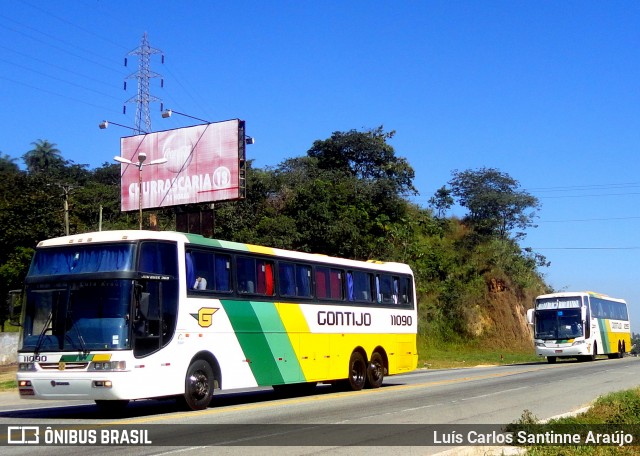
[0,131,550,356]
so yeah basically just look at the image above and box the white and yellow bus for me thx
[526,291,630,364]
[16,230,417,410]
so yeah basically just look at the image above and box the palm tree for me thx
[23,139,63,174]
[0,153,19,175]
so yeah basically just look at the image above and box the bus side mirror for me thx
[526,308,534,325]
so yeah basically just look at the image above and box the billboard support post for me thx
[114,153,167,229]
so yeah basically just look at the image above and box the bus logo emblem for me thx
[58,362,66,371]
[191,307,219,328]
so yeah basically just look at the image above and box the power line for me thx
[532,247,640,250]
[540,216,640,223]
[0,74,117,113]
[529,182,640,192]
[537,192,640,199]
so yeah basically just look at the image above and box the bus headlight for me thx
[572,340,585,346]
[18,363,36,371]
[89,361,126,371]
[535,342,546,347]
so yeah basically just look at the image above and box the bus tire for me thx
[547,356,556,364]
[347,351,367,391]
[181,359,215,411]
[589,342,597,361]
[366,352,385,389]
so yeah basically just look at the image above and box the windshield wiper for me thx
[67,309,90,356]
[34,312,52,356]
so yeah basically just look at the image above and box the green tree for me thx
[23,139,64,175]
[0,153,19,176]
[448,167,539,239]
[307,126,417,196]
[428,185,454,218]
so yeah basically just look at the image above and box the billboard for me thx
[118,119,245,211]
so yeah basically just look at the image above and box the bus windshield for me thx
[28,244,135,277]
[21,280,133,353]
[535,308,583,340]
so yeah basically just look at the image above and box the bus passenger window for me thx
[237,256,274,296]
[279,262,311,298]
[187,250,231,293]
[350,271,372,303]
[315,266,343,300]
[376,274,394,304]
[398,276,411,305]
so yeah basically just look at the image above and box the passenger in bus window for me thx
[193,275,207,290]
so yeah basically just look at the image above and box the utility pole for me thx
[60,184,73,236]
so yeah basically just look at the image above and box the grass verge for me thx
[418,336,539,369]
[509,388,640,455]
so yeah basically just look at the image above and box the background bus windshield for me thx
[535,308,583,340]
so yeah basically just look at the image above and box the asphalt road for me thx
[1,357,639,455]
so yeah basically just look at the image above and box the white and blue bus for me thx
[527,291,631,363]
[16,230,418,410]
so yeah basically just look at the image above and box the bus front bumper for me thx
[16,372,133,401]
[535,341,590,358]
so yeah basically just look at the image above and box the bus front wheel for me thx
[180,359,215,411]
[347,351,367,391]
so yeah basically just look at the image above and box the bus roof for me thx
[35,230,414,275]
[535,291,626,303]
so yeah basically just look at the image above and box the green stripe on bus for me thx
[60,354,94,362]
[597,319,610,353]
[184,233,250,251]
[249,301,304,384]
[220,300,303,385]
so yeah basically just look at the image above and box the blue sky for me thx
[2,1,640,330]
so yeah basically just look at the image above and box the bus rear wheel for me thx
[366,352,385,388]
[347,351,367,391]
[180,359,215,411]
[608,341,625,359]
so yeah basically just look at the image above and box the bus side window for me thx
[237,256,274,296]
[583,296,591,339]
[278,262,311,298]
[376,274,395,304]
[187,250,232,293]
[351,271,372,303]
[237,257,255,294]
[139,242,178,276]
